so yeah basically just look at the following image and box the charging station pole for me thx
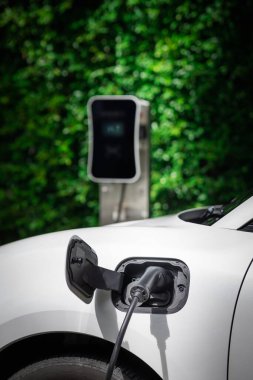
[87,95,150,225]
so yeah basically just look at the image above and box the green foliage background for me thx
[1,0,253,244]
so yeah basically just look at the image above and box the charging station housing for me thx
[88,95,148,183]
[87,95,150,225]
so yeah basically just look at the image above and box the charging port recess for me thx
[112,257,190,314]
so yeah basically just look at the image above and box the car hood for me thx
[0,214,251,272]
[103,212,188,227]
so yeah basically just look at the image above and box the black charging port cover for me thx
[66,235,98,304]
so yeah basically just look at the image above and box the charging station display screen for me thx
[102,122,124,138]
[90,99,137,181]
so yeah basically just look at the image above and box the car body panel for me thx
[0,220,253,380]
[229,259,253,380]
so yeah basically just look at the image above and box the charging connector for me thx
[125,266,172,307]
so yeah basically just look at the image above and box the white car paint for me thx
[0,196,253,379]
[229,259,253,380]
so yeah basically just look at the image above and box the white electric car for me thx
[0,193,253,380]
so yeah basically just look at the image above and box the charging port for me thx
[66,236,190,380]
[112,257,190,314]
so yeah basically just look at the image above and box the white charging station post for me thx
[87,95,150,225]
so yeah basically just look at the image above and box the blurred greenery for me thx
[1,0,253,244]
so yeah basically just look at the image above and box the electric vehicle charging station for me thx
[88,95,150,225]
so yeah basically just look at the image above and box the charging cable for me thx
[116,183,126,223]
[105,266,170,380]
[105,294,139,380]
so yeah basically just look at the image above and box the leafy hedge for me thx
[1,0,253,244]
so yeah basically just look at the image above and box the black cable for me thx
[105,295,139,380]
[105,266,169,380]
[116,183,126,223]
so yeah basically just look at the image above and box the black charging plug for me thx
[125,266,172,307]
